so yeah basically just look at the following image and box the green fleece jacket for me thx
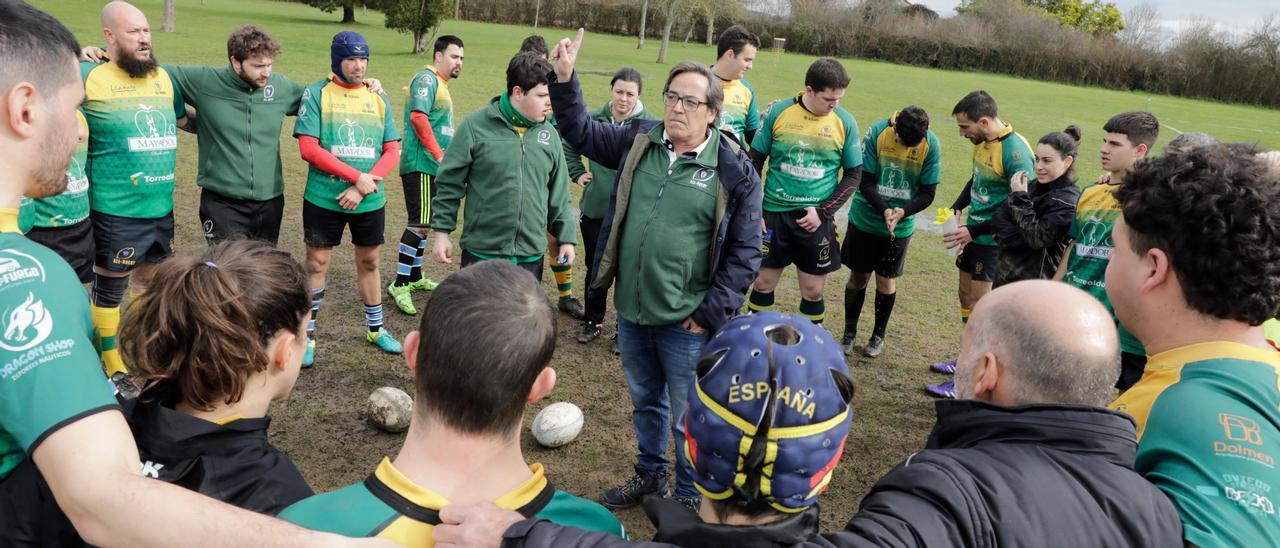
[429,96,574,258]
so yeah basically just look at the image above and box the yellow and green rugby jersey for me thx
[0,221,119,479]
[1110,342,1280,547]
[751,96,862,213]
[295,77,400,214]
[1267,319,1280,343]
[280,458,625,546]
[400,67,454,176]
[1063,182,1144,355]
[80,61,184,220]
[965,125,1033,246]
[848,115,941,238]
[718,78,759,145]
[19,110,91,230]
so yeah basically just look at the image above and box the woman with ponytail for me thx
[992,125,1083,286]
[118,239,314,514]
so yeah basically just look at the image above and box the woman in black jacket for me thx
[992,126,1083,286]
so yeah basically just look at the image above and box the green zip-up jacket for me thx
[430,96,574,258]
[562,102,656,219]
[168,65,306,201]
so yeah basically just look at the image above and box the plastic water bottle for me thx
[934,208,960,257]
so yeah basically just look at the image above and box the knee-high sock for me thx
[308,286,325,340]
[364,302,384,333]
[799,298,825,324]
[551,263,573,298]
[747,289,775,313]
[395,229,425,286]
[91,273,129,377]
[873,291,897,338]
[844,285,867,338]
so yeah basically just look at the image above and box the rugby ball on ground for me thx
[367,387,413,433]
[531,402,584,448]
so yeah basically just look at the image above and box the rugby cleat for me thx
[841,332,856,356]
[408,275,439,292]
[930,359,957,375]
[863,335,885,358]
[302,338,316,368]
[558,296,586,320]
[387,282,416,315]
[924,379,957,399]
[578,322,602,344]
[367,327,403,354]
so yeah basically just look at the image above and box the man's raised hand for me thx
[551,27,584,82]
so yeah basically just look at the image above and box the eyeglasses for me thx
[663,91,708,112]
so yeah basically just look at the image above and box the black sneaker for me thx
[601,470,668,509]
[676,495,701,514]
[610,332,621,356]
[841,332,856,356]
[558,296,586,320]
[863,335,885,358]
[578,322,602,344]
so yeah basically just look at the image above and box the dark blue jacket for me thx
[549,72,762,331]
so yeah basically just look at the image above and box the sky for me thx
[909,0,1278,35]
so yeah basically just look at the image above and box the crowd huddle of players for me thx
[1,0,1278,546]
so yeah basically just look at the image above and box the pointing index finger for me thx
[574,27,584,48]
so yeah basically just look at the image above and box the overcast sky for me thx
[910,0,1278,34]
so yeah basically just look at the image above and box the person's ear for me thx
[1136,143,1149,158]
[230,57,241,72]
[526,366,557,404]
[4,82,38,139]
[402,331,421,374]
[511,85,525,100]
[269,331,297,373]
[1139,247,1171,294]
[973,351,1001,401]
[1062,154,1074,171]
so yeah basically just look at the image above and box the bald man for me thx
[432,281,1182,547]
[82,0,191,379]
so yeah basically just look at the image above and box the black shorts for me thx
[1116,351,1148,391]
[302,200,385,248]
[760,210,841,275]
[460,250,544,282]
[26,220,94,283]
[840,224,912,278]
[955,243,999,283]
[199,189,286,246]
[91,211,174,272]
[401,172,438,229]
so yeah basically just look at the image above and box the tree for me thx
[304,0,360,24]
[382,0,452,53]
[1023,0,1124,35]
[161,0,175,32]
[655,0,678,63]
[1118,3,1162,49]
[637,0,649,49]
[533,0,542,29]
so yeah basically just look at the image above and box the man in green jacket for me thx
[430,52,575,280]
[563,67,655,346]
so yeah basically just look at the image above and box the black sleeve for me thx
[966,218,993,238]
[817,165,861,220]
[750,148,768,177]
[858,168,891,213]
[1008,188,1078,250]
[950,178,973,211]
[901,184,937,217]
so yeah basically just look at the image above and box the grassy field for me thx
[35,0,1280,539]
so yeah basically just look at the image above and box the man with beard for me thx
[386,35,464,316]
[79,25,385,246]
[80,0,188,381]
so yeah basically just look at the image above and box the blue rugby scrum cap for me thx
[683,311,854,513]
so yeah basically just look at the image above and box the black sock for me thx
[873,291,896,338]
[747,289,775,313]
[395,229,425,286]
[843,284,866,338]
[91,273,129,308]
[799,298,825,324]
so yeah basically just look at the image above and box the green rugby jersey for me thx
[80,61,185,219]
[20,110,91,230]
[848,115,941,238]
[1111,342,1280,546]
[1063,182,1144,355]
[400,68,454,176]
[965,125,1033,246]
[280,458,624,546]
[0,226,118,479]
[751,96,862,213]
[718,78,759,144]
[295,77,400,214]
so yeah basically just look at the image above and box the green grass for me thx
[33,0,1280,539]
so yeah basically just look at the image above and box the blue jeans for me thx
[616,316,709,499]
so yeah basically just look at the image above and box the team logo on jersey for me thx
[0,292,54,352]
[332,118,375,159]
[128,105,177,152]
[0,250,46,289]
[537,130,551,145]
[65,157,88,194]
[153,80,164,94]
[263,85,275,102]
[780,142,824,180]
[689,167,714,189]
[417,86,430,97]
[1074,217,1113,259]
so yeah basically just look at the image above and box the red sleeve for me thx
[298,135,360,183]
[370,140,401,179]
[410,111,444,161]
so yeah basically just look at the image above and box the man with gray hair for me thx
[547,29,762,512]
[432,281,1182,547]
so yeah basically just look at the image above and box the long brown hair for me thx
[120,240,309,411]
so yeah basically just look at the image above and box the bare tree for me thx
[656,0,677,62]
[637,0,649,49]
[533,0,541,29]
[1118,3,1163,50]
[161,0,175,32]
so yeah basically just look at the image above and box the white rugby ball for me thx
[531,402,584,448]
[367,386,414,433]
